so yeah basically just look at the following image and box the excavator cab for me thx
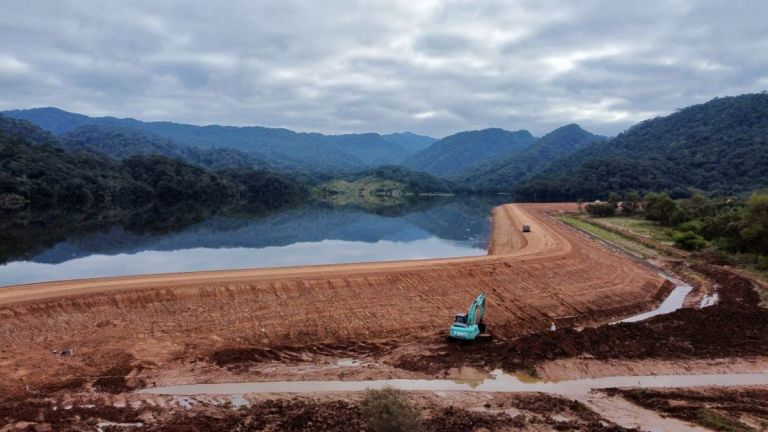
[449,292,489,341]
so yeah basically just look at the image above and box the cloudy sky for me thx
[1,1,767,137]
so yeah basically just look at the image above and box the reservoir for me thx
[0,196,504,286]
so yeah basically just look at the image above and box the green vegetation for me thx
[515,93,768,200]
[454,124,606,189]
[0,116,307,210]
[3,107,436,171]
[559,215,658,258]
[61,124,268,170]
[695,408,751,432]
[403,128,535,176]
[360,387,422,432]
[592,217,674,243]
[319,176,409,208]
[582,190,768,270]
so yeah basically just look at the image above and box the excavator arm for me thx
[467,292,486,325]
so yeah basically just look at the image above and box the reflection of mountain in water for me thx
[13,196,508,265]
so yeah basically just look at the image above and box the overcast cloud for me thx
[1,0,767,137]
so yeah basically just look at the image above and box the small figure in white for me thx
[550,321,556,332]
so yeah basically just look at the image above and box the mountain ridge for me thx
[403,127,537,176]
[2,107,437,172]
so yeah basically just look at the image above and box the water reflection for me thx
[0,196,506,286]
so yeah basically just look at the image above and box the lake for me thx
[0,196,506,286]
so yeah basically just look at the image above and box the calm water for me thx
[0,196,504,286]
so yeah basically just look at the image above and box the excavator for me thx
[448,292,491,341]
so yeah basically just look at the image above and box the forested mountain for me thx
[0,115,59,147]
[2,107,434,171]
[381,132,437,153]
[61,125,268,170]
[452,124,606,190]
[403,128,536,176]
[514,93,768,201]
[0,117,307,209]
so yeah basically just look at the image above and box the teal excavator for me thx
[449,292,490,341]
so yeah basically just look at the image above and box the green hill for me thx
[452,124,606,190]
[0,116,306,210]
[61,124,268,170]
[2,107,435,171]
[403,128,536,176]
[514,93,768,201]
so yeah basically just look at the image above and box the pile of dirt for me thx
[608,387,768,432]
[91,351,146,394]
[396,263,768,374]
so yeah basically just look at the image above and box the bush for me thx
[585,202,616,217]
[758,255,768,271]
[360,387,422,432]
[673,231,708,251]
[678,220,703,233]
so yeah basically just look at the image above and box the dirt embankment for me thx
[395,263,768,375]
[0,203,668,398]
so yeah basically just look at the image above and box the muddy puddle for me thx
[616,272,700,323]
[138,371,768,397]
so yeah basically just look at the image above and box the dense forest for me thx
[61,125,268,170]
[403,128,536,176]
[514,93,768,200]
[0,116,308,210]
[453,124,606,189]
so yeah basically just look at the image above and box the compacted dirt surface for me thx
[4,202,768,430]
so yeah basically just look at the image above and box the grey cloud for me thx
[1,0,767,137]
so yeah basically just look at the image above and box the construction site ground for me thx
[1,203,767,431]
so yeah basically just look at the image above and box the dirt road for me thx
[0,203,667,396]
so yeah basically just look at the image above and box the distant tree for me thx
[644,192,683,225]
[622,192,641,215]
[586,202,616,217]
[740,191,768,256]
[673,231,708,251]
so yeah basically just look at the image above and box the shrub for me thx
[758,255,768,271]
[360,386,422,432]
[585,202,616,217]
[678,220,703,233]
[673,231,708,251]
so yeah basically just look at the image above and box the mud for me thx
[211,341,394,369]
[0,393,639,431]
[609,387,768,432]
[395,263,768,375]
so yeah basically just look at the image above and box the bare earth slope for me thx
[0,203,666,395]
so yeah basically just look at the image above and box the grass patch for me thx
[559,216,658,258]
[695,408,751,432]
[593,216,675,243]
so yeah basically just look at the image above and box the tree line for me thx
[0,126,308,211]
[585,190,768,268]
